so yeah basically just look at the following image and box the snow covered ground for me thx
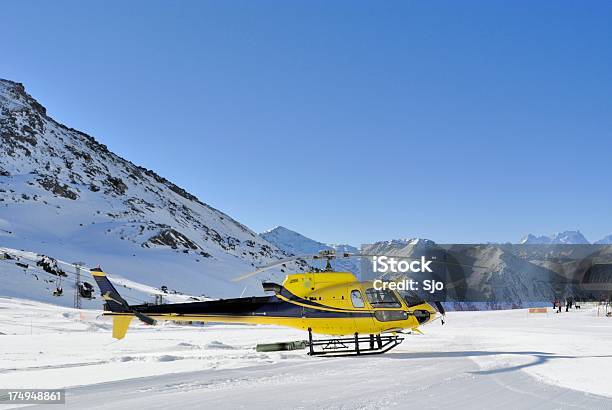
[0,297,610,409]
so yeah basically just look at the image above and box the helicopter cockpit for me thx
[400,290,427,307]
[364,288,402,308]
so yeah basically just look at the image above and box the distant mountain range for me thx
[262,227,612,259]
[520,230,612,245]
[260,227,612,308]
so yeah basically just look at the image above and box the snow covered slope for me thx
[0,297,610,408]
[0,79,303,304]
[260,226,359,274]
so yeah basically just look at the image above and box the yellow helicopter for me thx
[93,250,446,356]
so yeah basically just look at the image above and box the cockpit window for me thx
[350,290,365,308]
[401,291,425,308]
[365,288,401,308]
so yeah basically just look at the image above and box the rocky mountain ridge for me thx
[0,79,300,303]
[519,230,612,245]
[260,226,359,273]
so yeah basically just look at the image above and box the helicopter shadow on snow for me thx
[382,351,612,375]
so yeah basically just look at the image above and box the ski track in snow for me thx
[0,297,610,409]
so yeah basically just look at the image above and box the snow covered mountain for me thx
[519,230,590,245]
[362,238,436,255]
[0,79,302,305]
[260,226,359,274]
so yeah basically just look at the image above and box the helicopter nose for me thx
[412,309,432,324]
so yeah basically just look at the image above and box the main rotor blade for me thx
[231,255,311,282]
[434,301,446,316]
[231,251,493,282]
[231,251,352,281]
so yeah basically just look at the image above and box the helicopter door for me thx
[349,288,376,334]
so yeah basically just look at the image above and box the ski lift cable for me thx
[0,247,169,299]
[3,248,208,302]
[0,257,151,305]
[0,248,152,303]
[0,258,148,303]
[0,247,207,303]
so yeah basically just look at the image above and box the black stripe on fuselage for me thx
[131,295,373,319]
[276,286,364,312]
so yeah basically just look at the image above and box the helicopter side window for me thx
[350,290,365,308]
[365,288,401,308]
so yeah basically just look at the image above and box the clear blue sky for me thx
[3,1,612,245]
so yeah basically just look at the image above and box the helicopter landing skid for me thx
[307,328,404,357]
